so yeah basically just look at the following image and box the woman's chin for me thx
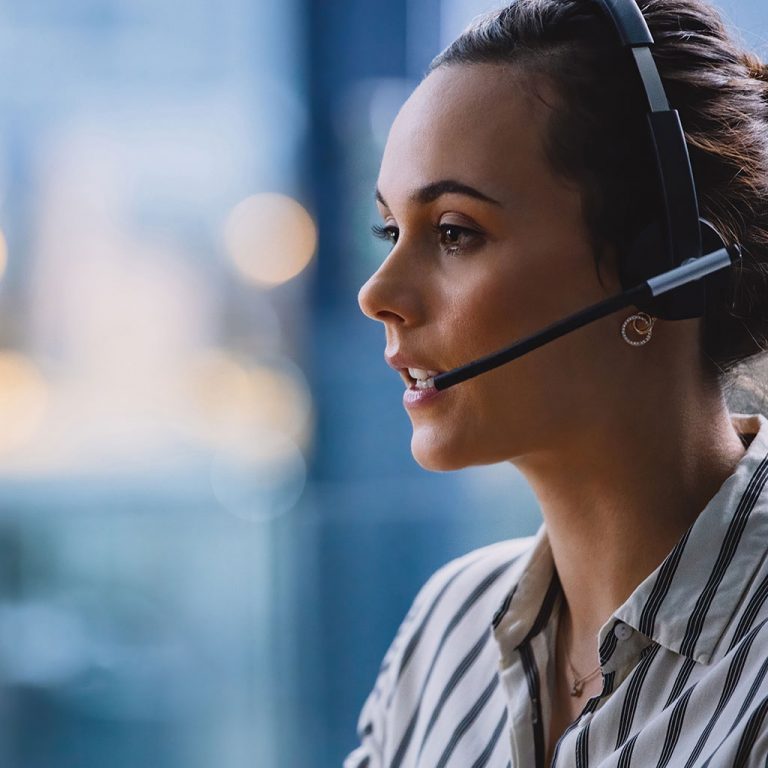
[410,431,470,472]
[410,425,514,471]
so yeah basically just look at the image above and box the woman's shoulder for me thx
[343,535,536,767]
[410,535,537,615]
[381,534,538,679]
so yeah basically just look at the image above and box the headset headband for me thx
[592,0,714,320]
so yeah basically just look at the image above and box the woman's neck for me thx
[512,390,747,657]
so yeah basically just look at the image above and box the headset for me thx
[432,0,742,391]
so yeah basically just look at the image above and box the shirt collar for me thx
[491,412,768,666]
[491,524,558,667]
[613,412,768,663]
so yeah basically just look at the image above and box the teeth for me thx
[407,367,439,381]
[415,377,435,390]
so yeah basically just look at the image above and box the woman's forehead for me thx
[377,64,554,211]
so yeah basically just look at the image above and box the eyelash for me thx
[370,222,481,256]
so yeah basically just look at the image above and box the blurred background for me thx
[0,0,764,766]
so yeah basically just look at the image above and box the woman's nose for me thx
[357,259,420,326]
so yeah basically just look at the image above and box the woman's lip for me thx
[403,382,445,409]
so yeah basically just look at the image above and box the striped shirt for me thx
[343,411,768,767]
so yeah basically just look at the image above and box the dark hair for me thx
[427,0,768,408]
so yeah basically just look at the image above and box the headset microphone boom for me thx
[433,244,740,390]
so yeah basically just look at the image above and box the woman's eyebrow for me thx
[374,179,502,208]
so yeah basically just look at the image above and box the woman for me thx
[345,0,768,766]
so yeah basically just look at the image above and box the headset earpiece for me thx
[620,218,707,321]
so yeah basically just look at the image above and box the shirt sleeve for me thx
[341,568,440,768]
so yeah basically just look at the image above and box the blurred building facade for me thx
[0,1,763,767]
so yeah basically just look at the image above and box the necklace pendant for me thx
[570,679,583,697]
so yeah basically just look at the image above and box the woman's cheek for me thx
[453,281,528,355]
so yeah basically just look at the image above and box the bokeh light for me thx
[0,351,48,454]
[223,193,317,287]
[186,349,314,454]
[209,429,307,522]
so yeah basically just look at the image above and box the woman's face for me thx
[358,62,633,471]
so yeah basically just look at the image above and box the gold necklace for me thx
[561,615,602,697]
[565,653,602,697]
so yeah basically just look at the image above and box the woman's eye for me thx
[369,221,480,255]
[433,223,480,254]
[370,223,399,246]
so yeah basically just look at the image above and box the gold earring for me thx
[621,312,656,346]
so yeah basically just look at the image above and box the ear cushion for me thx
[617,218,725,321]
[618,218,666,289]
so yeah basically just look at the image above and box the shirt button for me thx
[614,623,633,641]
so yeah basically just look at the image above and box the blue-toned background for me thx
[0,1,764,766]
